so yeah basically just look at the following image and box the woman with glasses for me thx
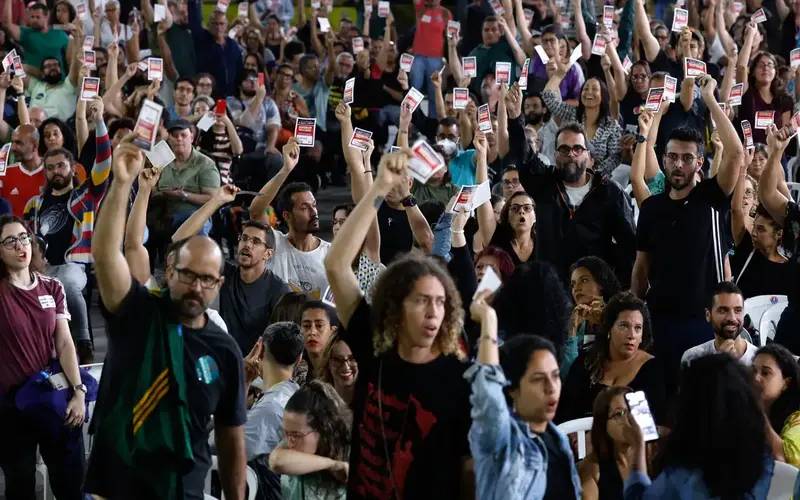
[269,380,351,500]
[477,190,536,267]
[558,292,665,425]
[318,333,358,406]
[737,22,793,145]
[274,63,310,148]
[542,61,622,176]
[579,386,641,500]
[0,215,87,499]
[610,60,651,134]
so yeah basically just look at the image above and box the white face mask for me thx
[436,138,459,157]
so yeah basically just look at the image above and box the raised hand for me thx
[698,74,717,101]
[766,124,793,155]
[243,337,263,384]
[282,138,301,171]
[137,165,162,191]
[111,134,145,185]
[214,183,240,204]
[638,108,655,137]
[89,96,104,121]
[397,70,409,91]
[505,82,523,119]
[373,151,409,194]
[470,289,495,323]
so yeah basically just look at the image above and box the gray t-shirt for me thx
[245,379,299,460]
[681,337,758,367]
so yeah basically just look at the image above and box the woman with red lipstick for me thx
[0,215,87,498]
[557,292,665,425]
[301,300,339,378]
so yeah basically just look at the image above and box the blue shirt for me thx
[448,149,476,187]
[465,363,582,500]
[188,0,242,98]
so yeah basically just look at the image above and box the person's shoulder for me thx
[200,317,244,357]
[35,272,66,295]
[681,340,714,365]
[317,237,331,250]
[191,148,217,167]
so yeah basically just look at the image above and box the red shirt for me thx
[0,163,45,217]
[0,274,70,394]
[411,1,451,58]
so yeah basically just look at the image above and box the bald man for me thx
[88,139,247,499]
[0,124,45,215]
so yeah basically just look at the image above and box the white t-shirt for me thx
[564,181,592,208]
[268,229,330,299]
[681,338,758,367]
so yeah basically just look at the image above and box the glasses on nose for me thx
[502,178,520,187]
[331,355,357,367]
[509,204,534,214]
[174,267,221,289]
[1,232,32,249]
[664,152,698,165]
[608,408,628,421]
[285,429,315,441]
[631,74,649,81]
[757,62,775,70]
[556,144,587,157]
[237,234,268,247]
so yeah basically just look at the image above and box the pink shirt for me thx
[0,273,70,394]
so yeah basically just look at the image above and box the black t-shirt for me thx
[218,262,290,354]
[620,90,645,134]
[637,179,731,317]
[37,191,74,265]
[778,201,800,305]
[730,236,792,300]
[343,299,471,500]
[87,282,247,499]
[540,425,577,500]
[378,202,413,264]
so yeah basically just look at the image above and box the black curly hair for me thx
[569,256,622,303]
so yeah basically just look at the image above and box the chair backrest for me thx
[744,295,788,345]
[557,417,594,460]
[205,455,258,500]
[788,182,800,202]
[80,362,104,459]
[760,302,789,345]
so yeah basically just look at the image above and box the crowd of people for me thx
[6,0,800,498]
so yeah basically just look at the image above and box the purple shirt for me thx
[0,274,70,393]
[530,55,584,101]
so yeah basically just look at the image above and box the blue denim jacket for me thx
[464,363,582,500]
[624,455,800,499]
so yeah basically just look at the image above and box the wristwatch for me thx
[401,195,417,208]
[73,383,88,394]
[635,134,647,144]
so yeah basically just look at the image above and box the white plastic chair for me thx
[204,455,258,500]
[788,182,800,202]
[744,295,788,346]
[557,417,594,460]
[760,302,789,345]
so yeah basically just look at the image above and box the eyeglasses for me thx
[502,178,520,187]
[630,73,649,81]
[556,144,587,157]
[509,204,534,215]
[756,62,776,70]
[173,267,221,289]
[664,152,699,165]
[1,232,31,249]
[331,355,357,367]
[238,234,269,247]
[285,429,316,441]
[608,408,628,421]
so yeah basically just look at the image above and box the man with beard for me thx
[172,184,290,354]
[681,281,756,367]
[250,138,331,298]
[2,2,68,71]
[226,69,281,153]
[632,75,742,392]
[523,94,557,163]
[22,99,110,362]
[506,84,636,286]
[0,124,46,216]
[88,135,247,499]
[155,119,221,234]
[27,56,80,121]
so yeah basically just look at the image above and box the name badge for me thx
[196,355,220,384]
[421,14,431,23]
[39,295,56,309]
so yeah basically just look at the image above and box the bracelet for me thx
[451,229,464,234]
[479,335,498,344]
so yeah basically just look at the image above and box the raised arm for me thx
[606,34,629,101]
[0,73,11,141]
[573,0,592,61]
[399,178,435,254]
[12,77,27,125]
[497,85,510,158]
[498,16,527,67]
[173,185,238,242]
[513,0,534,54]
[700,75,742,195]
[601,54,619,119]
[634,0,659,62]
[2,0,20,41]
[91,135,143,313]
[75,74,89,155]
[730,155,749,246]
[431,70,447,121]
[249,139,300,223]
[630,109,655,207]
[268,448,348,478]
[124,167,160,285]
[759,125,792,226]
[474,132,496,246]
[325,152,409,327]
[447,34,464,83]
[736,21,759,95]
[397,101,411,149]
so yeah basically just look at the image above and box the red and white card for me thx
[488,0,505,15]
[462,56,477,78]
[349,127,373,151]
[755,110,774,129]
[147,57,163,81]
[729,83,744,106]
[684,58,706,78]
[495,61,511,85]
[80,76,100,100]
[452,181,491,212]
[752,7,767,23]
[133,99,163,151]
[83,35,94,51]
[408,139,446,183]
[76,1,87,19]
[519,58,530,90]
[400,53,414,72]
[603,5,615,27]
[377,1,390,17]
[622,55,632,74]
[645,87,664,111]
[83,50,96,70]
[402,87,425,113]
[792,49,800,69]
[453,88,469,109]
[477,104,492,133]
[741,120,754,149]
[11,56,24,78]
[294,117,317,147]
[2,49,16,72]
[352,36,364,54]
[447,20,460,39]
[343,77,355,104]
[672,8,689,32]
[237,2,248,17]
[215,0,229,12]
[591,34,606,56]
[664,76,677,103]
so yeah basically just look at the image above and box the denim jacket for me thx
[464,363,582,500]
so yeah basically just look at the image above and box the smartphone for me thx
[624,391,659,442]
[214,99,227,116]
[257,72,265,87]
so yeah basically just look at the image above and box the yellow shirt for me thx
[781,410,800,467]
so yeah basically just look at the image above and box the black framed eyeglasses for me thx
[237,234,269,247]
[174,267,221,289]
[664,152,699,165]
[556,144,587,157]
[1,232,32,249]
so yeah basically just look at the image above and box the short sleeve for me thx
[700,177,732,210]
[214,343,247,427]
[781,410,800,467]
[265,99,281,128]
[197,158,221,190]
[50,276,71,321]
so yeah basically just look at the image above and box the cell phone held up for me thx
[214,99,227,116]
[624,390,659,442]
